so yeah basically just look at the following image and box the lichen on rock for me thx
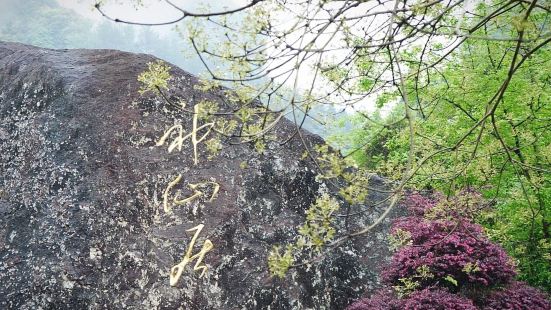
[0,41,400,309]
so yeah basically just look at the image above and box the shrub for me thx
[384,217,516,289]
[481,281,551,310]
[402,192,440,216]
[347,288,477,310]
[346,192,550,310]
[346,289,401,310]
[402,288,478,310]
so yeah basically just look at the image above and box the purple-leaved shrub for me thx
[402,288,478,310]
[384,216,516,288]
[482,281,550,310]
[402,192,440,216]
[346,289,401,310]
[347,192,550,310]
[348,288,478,310]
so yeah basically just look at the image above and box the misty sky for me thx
[0,0,251,75]
[0,0,347,136]
[57,0,246,29]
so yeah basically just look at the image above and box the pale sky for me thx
[56,0,246,25]
[54,0,380,116]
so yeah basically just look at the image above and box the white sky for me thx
[55,0,386,115]
[56,0,246,25]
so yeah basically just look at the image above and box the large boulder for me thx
[0,42,399,309]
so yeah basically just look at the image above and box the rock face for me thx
[0,42,401,309]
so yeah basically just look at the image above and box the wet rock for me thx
[0,41,401,309]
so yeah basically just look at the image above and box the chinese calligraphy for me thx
[156,104,214,165]
[162,174,219,213]
[169,224,214,286]
[155,104,220,286]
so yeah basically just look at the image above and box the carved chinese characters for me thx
[169,224,214,286]
[162,174,219,213]
[156,104,214,165]
[156,105,220,287]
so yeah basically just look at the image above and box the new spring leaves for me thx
[138,61,217,286]
[138,60,215,166]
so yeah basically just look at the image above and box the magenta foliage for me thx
[482,281,551,310]
[384,217,516,288]
[347,288,477,310]
[402,288,478,310]
[402,192,440,216]
[345,192,550,310]
[346,289,401,310]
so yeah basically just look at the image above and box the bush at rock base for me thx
[384,216,516,289]
[347,192,550,310]
[348,288,478,310]
[482,281,551,310]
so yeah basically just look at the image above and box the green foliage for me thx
[388,228,412,252]
[479,197,551,290]
[393,265,434,298]
[214,118,239,136]
[402,36,551,288]
[267,193,340,277]
[444,275,458,287]
[313,144,374,205]
[298,193,340,251]
[462,262,481,275]
[326,108,406,173]
[393,277,421,298]
[268,245,294,278]
[205,138,222,159]
[196,100,220,122]
[331,3,551,291]
[137,60,172,94]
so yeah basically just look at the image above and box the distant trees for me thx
[0,0,204,73]
[0,0,90,48]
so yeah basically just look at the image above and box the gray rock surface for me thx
[0,41,401,309]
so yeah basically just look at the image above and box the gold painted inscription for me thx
[170,224,214,286]
[156,104,214,165]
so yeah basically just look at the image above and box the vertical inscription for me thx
[169,224,214,286]
[156,104,214,165]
